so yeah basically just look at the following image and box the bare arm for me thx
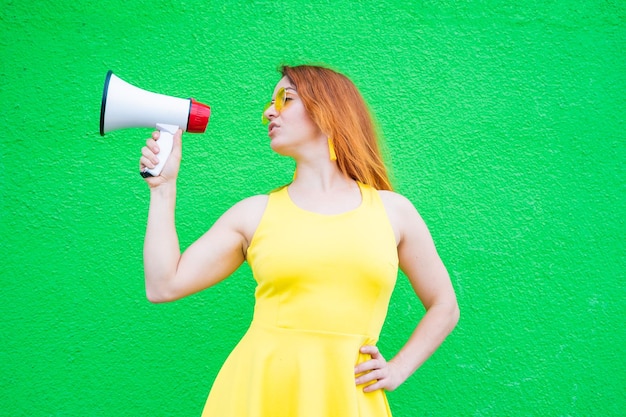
[355,192,459,391]
[140,130,265,303]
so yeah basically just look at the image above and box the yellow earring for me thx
[328,137,337,161]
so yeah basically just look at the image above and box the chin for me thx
[270,144,293,159]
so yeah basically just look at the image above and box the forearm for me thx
[143,183,181,302]
[389,301,460,383]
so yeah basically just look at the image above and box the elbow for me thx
[144,272,184,303]
[450,301,460,330]
[146,294,168,304]
[442,282,460,329]
[145,286,178,304]
[435,297,460,333]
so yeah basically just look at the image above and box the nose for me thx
[263,103,278,123]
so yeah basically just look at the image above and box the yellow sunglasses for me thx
[262,87,294,124]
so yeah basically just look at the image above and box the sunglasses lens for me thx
[275,88,286,112]
[261,88,289,125]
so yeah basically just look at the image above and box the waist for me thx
[248,320,378,346]
[251,293,388,337]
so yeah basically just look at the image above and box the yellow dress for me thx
[201,182,398,416]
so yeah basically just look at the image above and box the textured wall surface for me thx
[2,1,624,416]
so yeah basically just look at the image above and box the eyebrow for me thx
[271,87,297,101]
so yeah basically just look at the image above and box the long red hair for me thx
[280,65,393,191]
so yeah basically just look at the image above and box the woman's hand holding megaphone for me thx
[140,128,183,188]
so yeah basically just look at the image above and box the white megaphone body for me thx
[100,70,211,177]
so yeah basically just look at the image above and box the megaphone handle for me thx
[141,123,178,177]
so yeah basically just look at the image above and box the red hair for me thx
[280,65,393,191]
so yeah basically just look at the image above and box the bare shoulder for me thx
[377,190,426,245]
[222,194,270,227]
[229,194,270,213]
[377,190,420,218]
[220,194,270,248]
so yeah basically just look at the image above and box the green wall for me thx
[2,1,624,415]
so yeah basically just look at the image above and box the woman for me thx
[140,65,459,416]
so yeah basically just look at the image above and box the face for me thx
[262,77,325,157]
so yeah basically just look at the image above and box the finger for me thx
[141,146,159,165]
[139,151,158,170]
[140,154,157,170]
[355,345,386,374]
[152,130,160,140]
[146,138,160,154]
[141,144,158,159]
[360,345,381,357]
[355,367,384,386]
[362,379,387,393]
[354,358,384,375]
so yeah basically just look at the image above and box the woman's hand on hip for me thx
[354,345,404,392]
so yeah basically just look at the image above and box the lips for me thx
[268,122,279,136]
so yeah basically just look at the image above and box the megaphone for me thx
[100,70,211,177]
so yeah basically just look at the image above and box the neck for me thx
[291,160,354,192]
[287,161,362,216]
